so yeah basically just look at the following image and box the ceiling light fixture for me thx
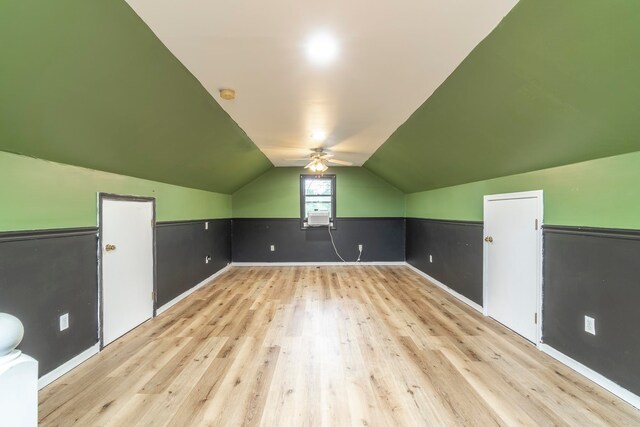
[306,158,329,173]
[311,130,327,142]
[306,32,338,65]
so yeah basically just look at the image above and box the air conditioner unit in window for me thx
[308,211,330,227]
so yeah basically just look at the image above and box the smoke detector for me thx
[219,88,236,100]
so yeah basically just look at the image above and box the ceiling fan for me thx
[287,148,353,172]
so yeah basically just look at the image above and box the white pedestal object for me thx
[0,313,37,426]
[0,313,24,356]
[0,352,38,426]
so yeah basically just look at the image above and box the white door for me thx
[484,191,542,343]
[101,198,154,346]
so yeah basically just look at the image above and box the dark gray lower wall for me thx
[4,216,639,399]
[156,219,231,307]
[0,219,232,377]
[543,226,640,396]
[407,218,640,396]
[232,218,405,262]
[406,218,484,305]
[0,228,98,376]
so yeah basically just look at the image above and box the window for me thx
[300,174,336,227]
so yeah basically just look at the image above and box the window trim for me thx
[300,174,336,229]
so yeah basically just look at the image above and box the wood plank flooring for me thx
[39,266,640,426]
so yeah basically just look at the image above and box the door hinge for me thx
[152,291,156,302]
[534,313,538,324]
[535,219,539,230]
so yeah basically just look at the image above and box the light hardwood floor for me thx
[39,266,640,426]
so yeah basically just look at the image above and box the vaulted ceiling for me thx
[366,0,640,192]
[124,0,517,167]
[1,1,639,195]
[0,0,272,194]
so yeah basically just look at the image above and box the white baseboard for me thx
[404,262,483,313]
[156,264,232,315]
[540,344,640,410]
[231,261,406,267]
[38,343,100,389]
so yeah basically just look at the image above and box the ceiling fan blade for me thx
[285,158,312,161]
[327,158,353,166]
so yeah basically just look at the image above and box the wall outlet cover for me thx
[270,245,275,252]
[584,315,596,335]
[205,222,209,230]
[358,244,363,251]
[59,313,69,331]
[429,255,433,263]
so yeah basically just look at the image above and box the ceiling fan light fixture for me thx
[306,158,328,173]
[316,161,329,172]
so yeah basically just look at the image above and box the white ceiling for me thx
[126,0,518,166]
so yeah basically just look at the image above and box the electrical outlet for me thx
[358,244,363,251]
[205,221,209,230]
[205,255,211,264]
[584,315,596,335]
[429,255,433,263]
[270,245,275,252]
[59,313,69,331]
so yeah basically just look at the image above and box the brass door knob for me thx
[105,244,117,252]
[484,236,493,243]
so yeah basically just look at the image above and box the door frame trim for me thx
[97,192,157,350]
[482,190,544,347]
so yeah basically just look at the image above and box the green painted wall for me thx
[406,151,640,230]
[366,0,640,192]
[0,0,271,194]
[3,148,638,231]
[232,167,405,218]
[0,151,231,232]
